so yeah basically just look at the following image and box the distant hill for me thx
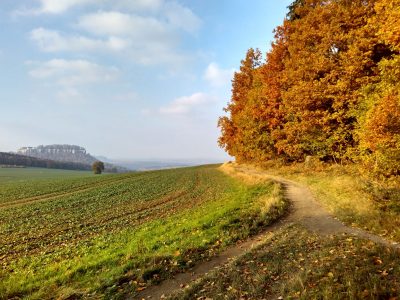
[14,145,127,173]
[18,145,97,165]
[95,158,190,171]
[95,157,222,171]
[0,152,91,171]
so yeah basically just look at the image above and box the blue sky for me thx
[0,0,292,161]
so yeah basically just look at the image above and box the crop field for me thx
[0,167,94,182]
[0,165,286,299]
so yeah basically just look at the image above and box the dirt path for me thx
[241,165,400,248]
[134,164,399,300]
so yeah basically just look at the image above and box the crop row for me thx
[0,172,135,205]
[0,167,228,264]
[0,165,284,300]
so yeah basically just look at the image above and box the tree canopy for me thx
[92,161,105,175]
[218,0,400,177]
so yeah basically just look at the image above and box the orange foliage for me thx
[356,0,400,176]
[374,0,400,51]
[363,94,400,151]
[218,49,262,162]
[218,0,400,176]
[277,0,379,161]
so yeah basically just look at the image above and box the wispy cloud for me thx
[77,9,199,37]
[77,12,171,38]
[159,93,217,116]
[204,63,234,87]
[14,0,96,16]
[27,59,119,102]
[29,5,201,66]
[28,59,119,85]
[163,2,202,34]
[14,0,164,16]
[15,0,202,34]
[30,28,129,52]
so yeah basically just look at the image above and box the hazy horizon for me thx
[7,143,227,163]
[1,0,292,160]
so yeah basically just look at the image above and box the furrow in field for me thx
[0,179,208,263]
[1,165,268,300]
[0,174,145,210]
[0,175,122,204]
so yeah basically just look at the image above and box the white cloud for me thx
[204,63,234,87]
[16,0,194,20]
[164,2,202,33]
[27,59,119,102]
[77,11,189,65]
[38,0,94,13]
[113,0,164,13]
[29,4,200,65]
[159,93,217,115]
[56,87,83,103]
[77,11,177,42]
[24,0,202,66]
[28,59,119,86]
[15,0,96,15]
[30,26,186,65]
[30,28,129,52]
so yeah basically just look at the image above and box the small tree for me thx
[92,161,105,174]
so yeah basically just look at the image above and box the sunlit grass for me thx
[173,225,400,299]
[0,165,287,299]
[260,163,400,242]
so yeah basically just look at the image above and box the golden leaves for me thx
[218,0,400,172]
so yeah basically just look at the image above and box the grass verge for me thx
[173,225,400,300]
[255,162,400,243]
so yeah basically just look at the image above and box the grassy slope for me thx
[0,165,287,299]
[170,162,400,300]
[170,164,400,299]
[174,225,400,300]
[262,163,400,242]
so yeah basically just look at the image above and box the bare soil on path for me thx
[134,164,400,300]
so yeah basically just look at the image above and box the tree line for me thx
[0,152,92,171]
[218,0,400,177]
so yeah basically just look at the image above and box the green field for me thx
[0,167,94,182]
[0,165,286,299]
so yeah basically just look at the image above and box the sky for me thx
[0,0,292,161]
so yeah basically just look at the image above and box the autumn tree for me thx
[218,48,262,162]
[357,0,400,176]
[276,0,379,162]
[218,0,400,176]
[286,0,305,20]
[92,161,105,174]
[253,23,290,161]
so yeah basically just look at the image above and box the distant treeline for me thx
[0,152,92,171]
[218,0,400,177]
